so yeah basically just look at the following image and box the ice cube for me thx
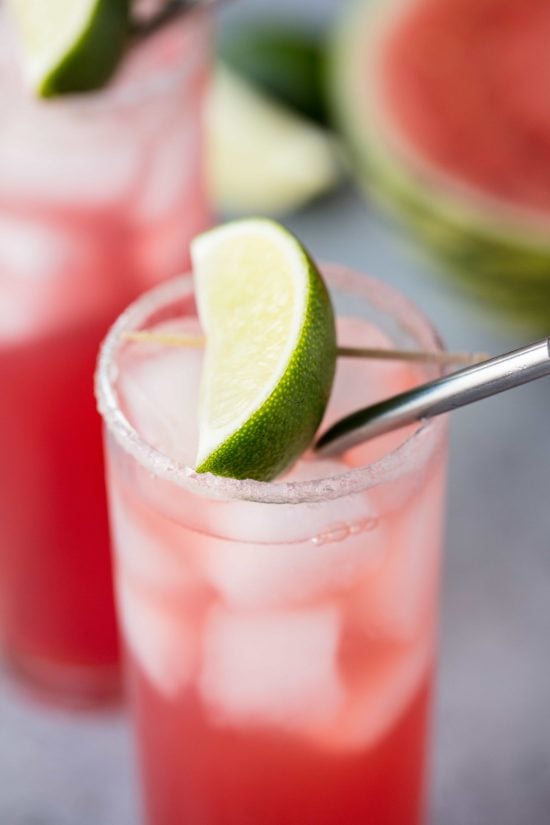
[311,636,431,754]
[200,481,387,610]
[117,575,197,697]
[109,481,199,596]
[0,216,72,281]
[0,111,141,208]
[0,217,117,341]
[199,605,344,731]
[355,464,445,642]
[119,319,204,465]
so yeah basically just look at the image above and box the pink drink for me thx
[97,265,448,823]
[0,8,211,704]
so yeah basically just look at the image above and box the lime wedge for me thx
[207,66,343,216]
[191,219,337,481]
[7,0,129,97]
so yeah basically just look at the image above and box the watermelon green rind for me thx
[329,0,550,327]
[220,21,329,125]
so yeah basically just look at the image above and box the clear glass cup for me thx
[0,6,212,705]
[96,264,448,824]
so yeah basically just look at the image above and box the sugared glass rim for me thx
[96,264,447,505]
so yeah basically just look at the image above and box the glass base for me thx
[3,648,122,710]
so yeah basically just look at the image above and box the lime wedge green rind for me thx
[8,0,130,97]
[192,219,337,482]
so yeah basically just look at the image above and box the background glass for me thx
[0,6,212,705]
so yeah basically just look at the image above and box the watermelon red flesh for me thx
[379,0,550,214]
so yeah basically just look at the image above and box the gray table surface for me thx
[2,2,550,823]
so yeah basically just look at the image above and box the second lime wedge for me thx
[191,219,337,481]
[207,67,342,216]
[7,0,129,97]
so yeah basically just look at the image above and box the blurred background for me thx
[1,0,550,822]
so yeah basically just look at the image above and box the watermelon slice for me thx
[331,0,550,327]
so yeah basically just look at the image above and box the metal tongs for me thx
[316,338,550,455]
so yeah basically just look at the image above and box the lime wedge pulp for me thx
[7,0,129,97]
[191,219,337,481]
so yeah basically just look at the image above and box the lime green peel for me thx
[191,219,337,482]
[7,0,130,97]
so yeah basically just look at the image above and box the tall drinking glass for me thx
[97,264,448,824]
[0,6,212,704]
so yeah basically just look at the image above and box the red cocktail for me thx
[97,264,447,823]
[0,7,212,704]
